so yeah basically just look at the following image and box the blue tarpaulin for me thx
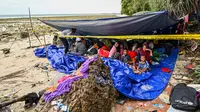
[34,47,47,58]
[34,45,86,74]
[102,48,178,100]
[34,46,178,100]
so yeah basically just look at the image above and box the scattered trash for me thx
[20,32,29,38]
[179,51,184,55]
[185,64,195,69]
[153,104,164,109]
[0,106,12,112]
[31,84,36,88]
[127,106,133,111]
[1,48,10,54]
[116,94,128,105]
[33,62,40,68]
[51,99,70,112]
[191,41,198,51]
[187,84,200,91]
[159,93,170,104]
[152,110,158,112]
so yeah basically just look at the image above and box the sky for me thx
[0,0,121,15]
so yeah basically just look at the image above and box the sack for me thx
[170,83,199,111]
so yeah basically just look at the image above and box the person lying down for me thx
[134,55,150,74]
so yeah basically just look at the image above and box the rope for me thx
[57,34,200,40]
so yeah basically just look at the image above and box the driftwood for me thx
[26,44,51,49]
[1,48,10,54]
[0,95,26,109]
[0,90,45,109]
[0,69,25,82]
[174,77,193,81]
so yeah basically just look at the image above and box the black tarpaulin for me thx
[40,11,178,36]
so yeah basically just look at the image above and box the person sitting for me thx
[98,46,110,58]
[109,42,120,59]
[59,29,71,54]
[176,19,186,34]
[75,38,87,56]
[128,44,138,68]
[121,49,131,63]
[120,44,124,56]
[87,43,98,55]
[134,55,150,74]
[137,44,153,63]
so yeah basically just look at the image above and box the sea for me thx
[0,13,118,19]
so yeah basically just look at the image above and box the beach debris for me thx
[191,40,198,51]
[187,84,200,91]
[51,99,69,112]
[33,62,40,68]
[152,104,164,109]
[0,91,43,109]
[20,32,29,38]
[116,95,128,105]
[179,51,184,55]
[0,69,25,82]
[0,107,12,112]
[169,77,178,86]
[185,64,195,69]
[1,27,7,32]
[159,93,170,104]
[31,84,36,88]
[124,106,133,112]
[1,48,10,54]
[174,77,193,82]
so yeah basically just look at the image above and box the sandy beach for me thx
[0,15,200,112]
[0,15,117,112]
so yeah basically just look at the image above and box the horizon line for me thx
[0,13,120,16]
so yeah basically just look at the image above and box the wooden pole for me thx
[25,10,32,48]
[43,35,46,46]
[28,7,42,45]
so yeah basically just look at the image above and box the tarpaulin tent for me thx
[40,11,178,36]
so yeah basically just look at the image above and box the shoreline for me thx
[0,14,117,21]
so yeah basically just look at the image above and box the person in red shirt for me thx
[176,19,186,34]
[137,44,153,64]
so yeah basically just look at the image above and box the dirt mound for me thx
[35,58,118,112]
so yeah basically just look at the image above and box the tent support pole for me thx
[28,7,42,45]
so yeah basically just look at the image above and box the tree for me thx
[166,0,200,19]
[121,0,200,21]
[144,2,151,11]
[121,0,150,15]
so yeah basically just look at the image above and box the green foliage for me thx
[121,0,150,15]
[121,0,200,19]
[144,2,151,11]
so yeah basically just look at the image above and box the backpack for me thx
[170,83,199,111]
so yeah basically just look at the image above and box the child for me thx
[134,55,149,74]
[109,42,119,58]
[121,49,131,63]
[137,44,153,63]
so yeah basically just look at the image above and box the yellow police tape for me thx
[56,34,200,40]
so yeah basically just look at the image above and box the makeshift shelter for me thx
[34,11,198,112]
